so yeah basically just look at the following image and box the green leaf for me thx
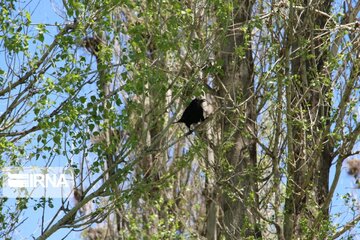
[34,108,40,115]
[53,134,61,145]
[79,96,86,103]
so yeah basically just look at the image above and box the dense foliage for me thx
[0,0,360,239]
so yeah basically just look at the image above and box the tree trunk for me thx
[283,1,333,239]
[216,0,260,238]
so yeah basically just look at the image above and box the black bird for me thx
[176,98,205,132]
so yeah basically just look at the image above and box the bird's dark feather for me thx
[176,98,205,131]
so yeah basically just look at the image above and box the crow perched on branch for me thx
[176,98,205,133]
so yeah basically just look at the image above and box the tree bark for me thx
[283,1,333,239]
[216,0,260,238]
